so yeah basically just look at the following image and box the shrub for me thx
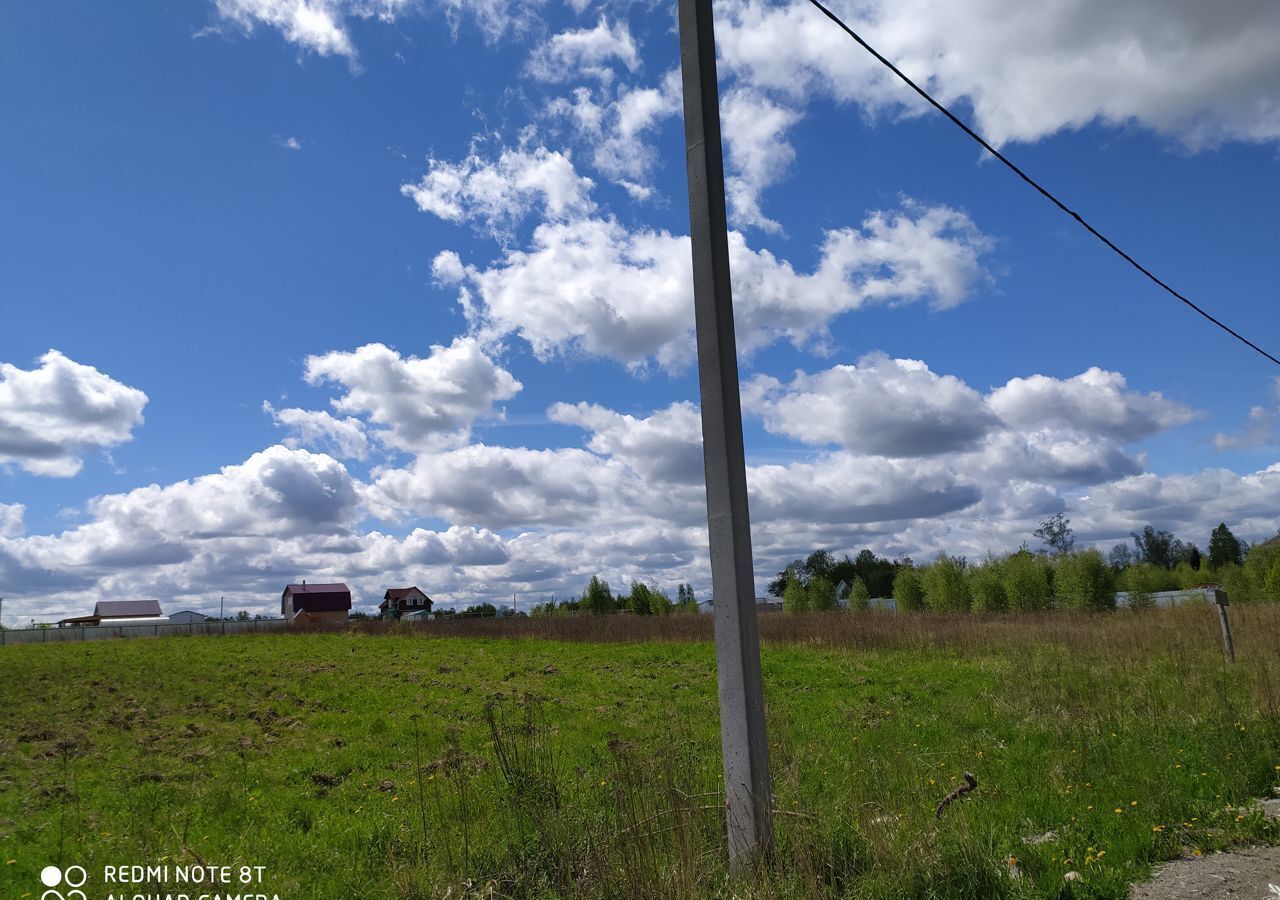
[808,575,837,611]
[1173,561,1203,590]
[1003,550,1052,611]
[649,590,673,616]
[1121,563,1165,611]
[1266,557,1280,604]
[968,558,1007,612]
[893,567,926,612]
[1056,549,1116,611]
[782,578,810,613]
[923,554,970,612]
[848,576,871,611]
[1223,563,1261,604]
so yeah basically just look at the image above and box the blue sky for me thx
[2,0,1279,622]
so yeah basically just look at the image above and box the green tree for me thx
[767,562,803,598]
[1266,557,1280,603]
[581,575,614,615]
[1132,526,1182,569]
[1208,523,1244,569]
[852,549,896,598]
[1108,543,1134,571]
[1120,562,1165,611]
[848,576,871,611]
[968,557,1007,612]
[782,578,810,613]
[1035,513,1075,556]
[675,583,699,614]
[1003,550,1052,611]
[1056,549,1115,611]
[1173,561,1202,589]
[893,567,926,611]
[923,554,970,611]
[808,575,837,611]
[1218,563,1257,604]
[803,549,837,584]
[650,589,673,616]
[627,580,653,615]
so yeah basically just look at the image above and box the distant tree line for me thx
[528,577,700,617]
[770,517,1280,613]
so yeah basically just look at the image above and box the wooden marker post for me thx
[1214,589,1235,663]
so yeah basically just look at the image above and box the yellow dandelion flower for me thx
[1130,801,1138,807]
[1152,825,1165,832]
[1114,808,1124,814]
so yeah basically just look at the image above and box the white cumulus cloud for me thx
[0,350,148,477]
[437,199,993,371]
[715,0,1280,149]
[527,17,639,83]
[263,401,371,459]
[303,337,522,452]
[401,145,596,239]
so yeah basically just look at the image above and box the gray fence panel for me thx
[0,618,289,646]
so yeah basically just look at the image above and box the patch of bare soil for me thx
[1129,846,1280,900]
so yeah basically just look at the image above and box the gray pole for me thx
[677,0,774,868]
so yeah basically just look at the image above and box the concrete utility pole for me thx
[677,0,774,868]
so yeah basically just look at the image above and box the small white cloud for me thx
[214,0,358,59]
[720,89,802,232]
[527,18,640,83]
[303,337,522,452]
[1214,378,1280,450]
[263,401,370,459]
[744,355,997,456]
[401,144,595,238]
[545,71,682,195]
[0,350,148,477]
[988,368,1198,442]
[0,503,24,539]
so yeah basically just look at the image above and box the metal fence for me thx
[0,618,289,646]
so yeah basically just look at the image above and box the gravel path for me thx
[1129,846,1280,899]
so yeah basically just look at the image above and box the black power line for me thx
[801,0,1280,369]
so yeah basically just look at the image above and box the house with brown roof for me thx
[379,587,432,619]
[282,582,351,625]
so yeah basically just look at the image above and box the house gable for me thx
[381,586,433,613]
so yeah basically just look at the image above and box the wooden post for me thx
[678,0,774,869]
[1214,589,1235,663]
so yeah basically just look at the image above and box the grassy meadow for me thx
[3,605,1280,899]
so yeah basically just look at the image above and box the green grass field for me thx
[3,606,1280,899]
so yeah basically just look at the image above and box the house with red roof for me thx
[282,581,351,625]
